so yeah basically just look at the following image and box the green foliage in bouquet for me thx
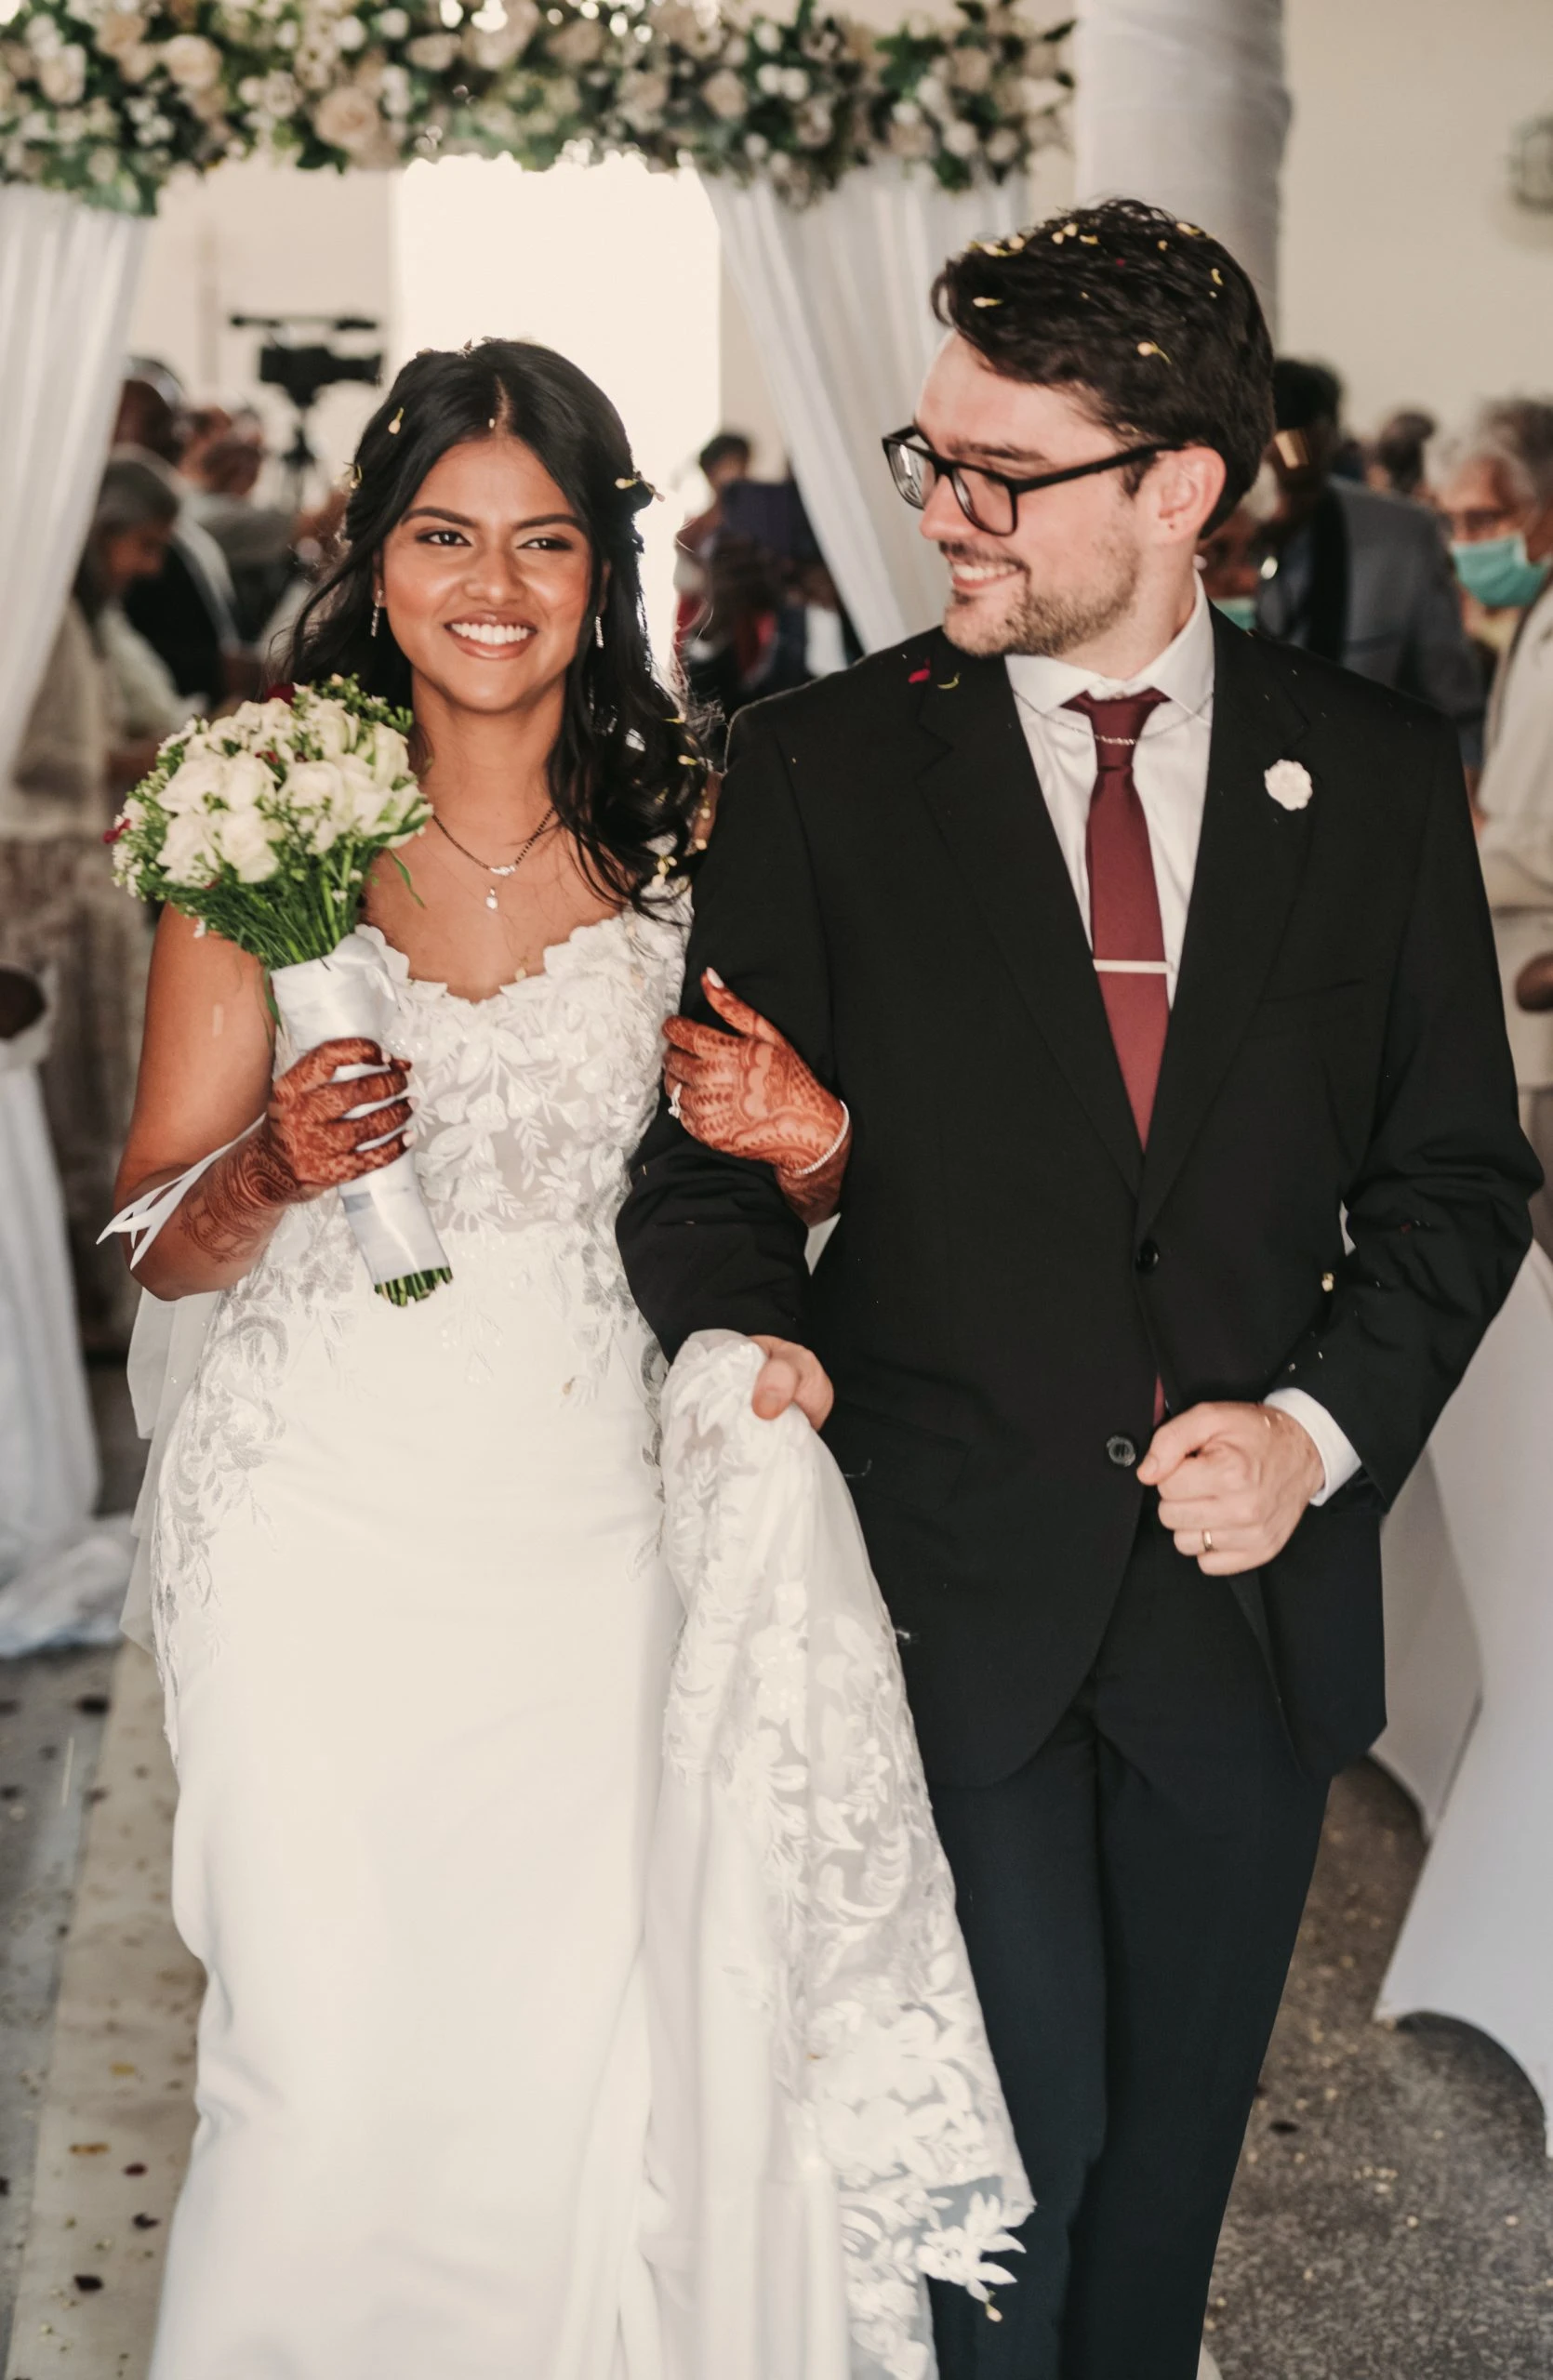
[109,677,430,972]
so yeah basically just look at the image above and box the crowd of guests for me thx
[7,352,1553,1358]
[0,361,341,1352]
[1196,366,1553,1257]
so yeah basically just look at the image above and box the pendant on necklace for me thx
[484,888,498,912]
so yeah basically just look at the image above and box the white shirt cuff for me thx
[1264,1388,1362,1506]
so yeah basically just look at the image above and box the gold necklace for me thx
[431,810,556,912]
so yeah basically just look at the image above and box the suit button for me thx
[1135,1239,1160,1274]
[1107,1435,1138,1469]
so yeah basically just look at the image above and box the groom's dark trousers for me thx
[617,615,1537,2380]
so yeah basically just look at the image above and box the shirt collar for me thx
[1005,575,1215,726]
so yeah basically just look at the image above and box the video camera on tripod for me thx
[230,312,384,507]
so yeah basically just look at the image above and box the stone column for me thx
[1071,0,1289,327]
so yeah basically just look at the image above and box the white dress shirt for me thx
[1004,580,1360,1504]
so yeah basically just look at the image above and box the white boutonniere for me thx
[1265,759,1313,812]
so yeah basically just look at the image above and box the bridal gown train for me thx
[146,910,685,2380]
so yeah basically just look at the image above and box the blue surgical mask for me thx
[1211,594,1259,633]
[1450,531,1551,611]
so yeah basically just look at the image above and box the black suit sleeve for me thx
[617,707,835,1359]
[1279,723,1538,1500]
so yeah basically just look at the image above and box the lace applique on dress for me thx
[653,1332,1033,2380]
[152,902,686,1739]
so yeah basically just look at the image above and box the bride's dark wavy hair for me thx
[285,338,708,906]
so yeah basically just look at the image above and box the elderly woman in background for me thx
[1431,399,1553,1254]
[0,450,186,1349]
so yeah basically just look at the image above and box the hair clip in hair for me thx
[388,408,404,435]
[348,464,362,489]
[972,296,1003,309]
[1137,341,1172,364]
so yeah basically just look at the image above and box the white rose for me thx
[915,74,951,120]
[618,68,670,130]
[943,117,978,157]
[701,66,747,121]
[366,725,411,787]
[405,31,458,67]
[158,749,227,815]
[462,0,538,68]
[213,806,281,883]
[161,810,219,885]
[95,10,147,61]
[949,44,992,93]
[336,16,367,50]
[159,33,223,91]
[37,46,87,104]
[887,115,935,159]
[287,759,346,812]
[339,753,390,830]
[220,752,273,812]
[377,7,411,36]
[548,17,604,67]
[752,20,782,52]
[306,699,353,760]
[795,99,831,148]
[312,82,386,154]
[754,60,782,95]
[778,65,807,100]
[986,124,1020,165]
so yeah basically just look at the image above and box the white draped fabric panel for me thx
[1071,0,1289,326]
[0,187,148,788]
[707,166,1031,653]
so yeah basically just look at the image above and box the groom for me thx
[617,199,1536,2377]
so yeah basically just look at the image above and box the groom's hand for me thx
[750,1335,834,1429]
[1138,1402,1325,1574]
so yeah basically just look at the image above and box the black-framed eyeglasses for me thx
[882,426,1178,538]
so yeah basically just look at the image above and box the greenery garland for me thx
[0,0,1071,214]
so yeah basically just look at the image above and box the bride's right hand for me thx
[252,1038,413,1205]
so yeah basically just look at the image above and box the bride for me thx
[113,339,859,2377]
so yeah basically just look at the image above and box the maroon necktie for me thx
[1064,688,1170,1145]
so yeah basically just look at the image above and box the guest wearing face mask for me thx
[1432,399,1553,1251]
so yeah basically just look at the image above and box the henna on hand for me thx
[662,971,850,1226]
[179,1037,413,1267]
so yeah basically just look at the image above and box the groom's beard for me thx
[939,536,1140,658]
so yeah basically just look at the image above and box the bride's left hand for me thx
[663,970,847,1196]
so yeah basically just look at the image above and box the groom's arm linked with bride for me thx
[619,198,1538,2380]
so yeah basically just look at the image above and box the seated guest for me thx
[1433,400,1553,1255]
[1256,360,1483,761]
[0,453,174,1349]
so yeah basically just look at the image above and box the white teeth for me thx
[449,620,533,646]
[949,562,1017,586]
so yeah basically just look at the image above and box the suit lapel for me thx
[912,637,1143,1195]
[1139,618,1315,1231]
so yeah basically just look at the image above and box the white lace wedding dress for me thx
[146,911,686,2379]
[139,906,1028,2380]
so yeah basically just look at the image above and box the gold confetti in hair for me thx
[388,408,404,435]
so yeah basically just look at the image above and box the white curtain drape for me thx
[1072,0,1289,327]
[707,165,1033,653]
[0,187,148,788]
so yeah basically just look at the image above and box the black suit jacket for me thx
[617,615,1536,1787]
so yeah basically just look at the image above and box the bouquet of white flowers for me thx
[109,677,452,1306]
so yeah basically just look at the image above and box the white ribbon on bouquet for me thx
[102,929,450,1302]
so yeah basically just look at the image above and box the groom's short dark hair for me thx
[933,197,1274,534]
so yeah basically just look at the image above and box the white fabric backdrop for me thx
[0,1003,131,1655]
[0,187,147,788]
[707,165,1032,653]
[1072,0,1289,326]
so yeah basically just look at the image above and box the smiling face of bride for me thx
[377,434,598,727]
